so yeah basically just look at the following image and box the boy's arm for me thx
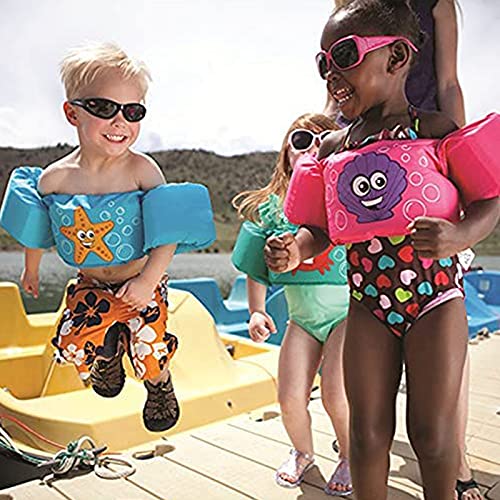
[433,0,466,127]
[116,155,175,310]
[133,154,166,190]
[21,248,44,297]
[410,197,500,259]
[116,243,176,310]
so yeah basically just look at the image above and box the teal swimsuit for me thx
[285,283,349,343]
[260,195,349,344]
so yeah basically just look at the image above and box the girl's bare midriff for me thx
[79,255,149,284]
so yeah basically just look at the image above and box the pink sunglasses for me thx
[316,34,419,78]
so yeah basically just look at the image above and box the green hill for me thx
[0,145,498,254]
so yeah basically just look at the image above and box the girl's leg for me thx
[344,300,403,500]
[404,298,468,500]
[321,320,349,459]
[456,355,483,500]
[277,321,322,481]
[321,320,352,494]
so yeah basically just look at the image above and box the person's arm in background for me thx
[433,0,466,126]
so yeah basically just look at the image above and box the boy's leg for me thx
[89,321,129,397]
[404,298,468,500]
[128,277,179,432]
[275,321,322,484]
[143,362,179,432]
[52,279,129,395]
[344,300,403,500]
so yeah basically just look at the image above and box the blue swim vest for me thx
[0,166,216,268]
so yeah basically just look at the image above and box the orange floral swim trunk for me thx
[52,274,178,383]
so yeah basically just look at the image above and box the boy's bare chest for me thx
[63,169,139,195]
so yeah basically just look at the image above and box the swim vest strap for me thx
[0,166,55,248]
[142,183,216,254]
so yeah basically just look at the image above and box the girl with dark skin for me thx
[330,3,480,498]
[265,1,500,499]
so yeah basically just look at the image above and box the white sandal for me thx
[324,457,353,497]
[275,448,315,488]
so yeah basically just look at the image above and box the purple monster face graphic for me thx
[337,152,407,223]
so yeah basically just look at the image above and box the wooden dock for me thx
[2,334,500,499]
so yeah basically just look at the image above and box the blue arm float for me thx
[0,166,55,248]
[231,221,270,286]
[142,183,216,254]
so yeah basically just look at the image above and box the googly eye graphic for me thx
[86,229,95,239]
[352,175,371,197]
[77,230,86,241]
[370,171,388,191]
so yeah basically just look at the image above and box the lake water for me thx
[0,252,241,313]
[0,251,499,314]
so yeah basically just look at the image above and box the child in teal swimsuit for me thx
[232,113,352,496]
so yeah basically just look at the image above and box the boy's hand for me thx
[248,311,277,343]
[409,217,464,259]
[20,269,39,298]
[264,233,301,273]
[116,275,156,311]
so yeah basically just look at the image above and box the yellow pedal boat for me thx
[0,281,280,453]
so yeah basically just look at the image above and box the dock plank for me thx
[160,433,327,500]
[47,472,159,500]
[3,325,500,499]
[124,454,252,500]
[0,482,68,500]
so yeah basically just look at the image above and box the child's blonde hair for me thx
[232,113,337,223]
[60,42,152,100]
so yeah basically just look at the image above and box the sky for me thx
[0,0,498,155]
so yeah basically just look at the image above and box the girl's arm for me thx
[433,0,466,127]
[264,227,330,274]
[247,277,276,342]
[21,248,44,298]
[410,198,500,259]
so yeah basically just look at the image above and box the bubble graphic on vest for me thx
[337,152,407,223]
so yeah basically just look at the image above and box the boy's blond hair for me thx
[60,42,152,100]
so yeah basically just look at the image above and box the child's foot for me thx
[89,348,125,398]
[143,375,180,432]
[455,478,483,500]
[324,457,353,497]
[275,448,314,488]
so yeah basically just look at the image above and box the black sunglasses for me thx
[70,97,147,122]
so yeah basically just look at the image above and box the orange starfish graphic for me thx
[60,207,115,265]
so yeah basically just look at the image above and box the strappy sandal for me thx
[274,448,314,488]
[324,457,353,497]
[456,478,483,500]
